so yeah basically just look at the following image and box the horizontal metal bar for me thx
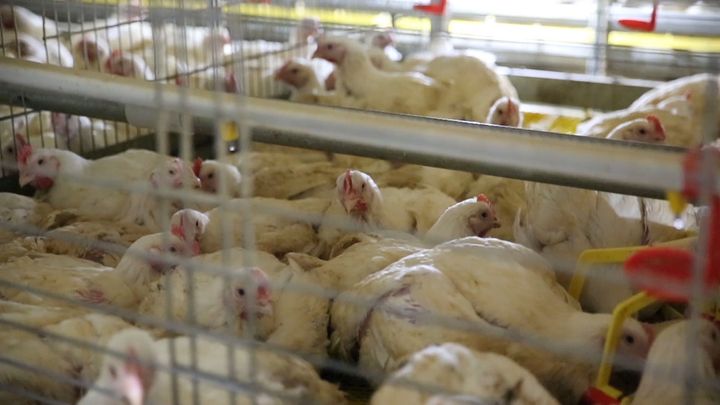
[0,58,716,199]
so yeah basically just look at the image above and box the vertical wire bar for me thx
[589,0,608,76]
[683,76,719,405]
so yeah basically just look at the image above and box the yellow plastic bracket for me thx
[221,121,239,142]
[666,191,688,218]
[569,237,698,302]
[595,291,658,390]
[569,247,644,301]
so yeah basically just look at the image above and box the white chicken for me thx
[632,319,720,405]
[0,233,193,309]
[316,170,456,258]
[2,32,73,67]
[287,194,500,292]
[274,58,340,105]
[313,36,444,115]
[514,117,692,311]
[0,192,53,244]
[424,55,517,122]
[0,5,58,40]
[0,302,144,405]
[170,196,330,256]
[50,112,116,153]
[628,72,720,139]
[579,107,697,147]
[485,96,523,127]
[331,237,653,403]
[17,145,200,229]
[78,328,347,405]
[102,50,155,80]
[371,343,559,405]
[70,34,111,71]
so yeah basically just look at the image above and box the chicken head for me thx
[170,208,209,254]
[142,234,195,273]
[370,30,395,49]
[103,50,154,80]
[336,169,381,220]
[275,59,315,89]
[469,194,502,237]
[224,267,273,320]
[17,145,60,189]
[78,329,156,405]
[195,159,241,194]
[313,38,347,65]
[296,17,322,44]
[73,35,110,67]
[149,157,201,191]
[486,97,523,127]
[606,115,666,143]
[598,316,654,364]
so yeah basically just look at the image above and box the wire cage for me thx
[0,0,719,404]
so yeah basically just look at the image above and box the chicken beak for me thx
[18,172,33,187]
[119,367,145,405]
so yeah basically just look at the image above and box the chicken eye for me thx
[639,129,646,135]
[195,220,200,227]
[291,68,299,74]
[327,44,334,50]
[109,365,117,378]
[481,212,488,218]
[5,146,12,153]
[170,246,177,253]
[361,183,366,190]
[623,334,635,345]
[168,169,176,175]
[498,109,505,115]
[38,158,44,165]
[237,288,245,296]
[207,172,214,179]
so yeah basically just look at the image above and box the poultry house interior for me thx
[0,0,719,404]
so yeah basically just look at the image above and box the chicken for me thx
[2,31,73,67]
[316,170,455,258]
[178,196,329,256]
[313,36,444,115]
[0,192,53,244]
[604,115,666,143]
[579,107,696,147]
[50,112,116,153]
[331,237,652,403]
[515,113,693,311]
[0,302,143,405]
[0,233,193,309]
[424,55,517,122]
[628,73,720,139]
[274,58,340,105]
[138,264,276,338]
[371,343,559,405]
[102,50,155,80]
[0,5,58,40]
[632,319,720,405]
[486,96,523,127]
[0,219,150,266]
[17,144,200,229]
[365,30,402,63]
[70,34,111,71]
[78,328,346,404]
[289,195,500,291]
[377,165,474,201]
[195,158,243,196]
[464,176,526,242]
[424,194,501,243]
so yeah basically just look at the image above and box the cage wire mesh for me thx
[0,0,719,404]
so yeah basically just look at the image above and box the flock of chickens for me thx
[1,4,720,405]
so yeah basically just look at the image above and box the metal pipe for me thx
[0,58,717,199]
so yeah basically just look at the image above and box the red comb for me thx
[192,157,203,177]
[506,97,516,115]
[18,143,33,165]
[171,214,185,239]
[646,115,665,135]
[476,194,492,205]
[343,170,353,194]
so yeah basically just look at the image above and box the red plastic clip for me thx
[581,387,622,405]
[619,0,658,32]
[414,0,448,16]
